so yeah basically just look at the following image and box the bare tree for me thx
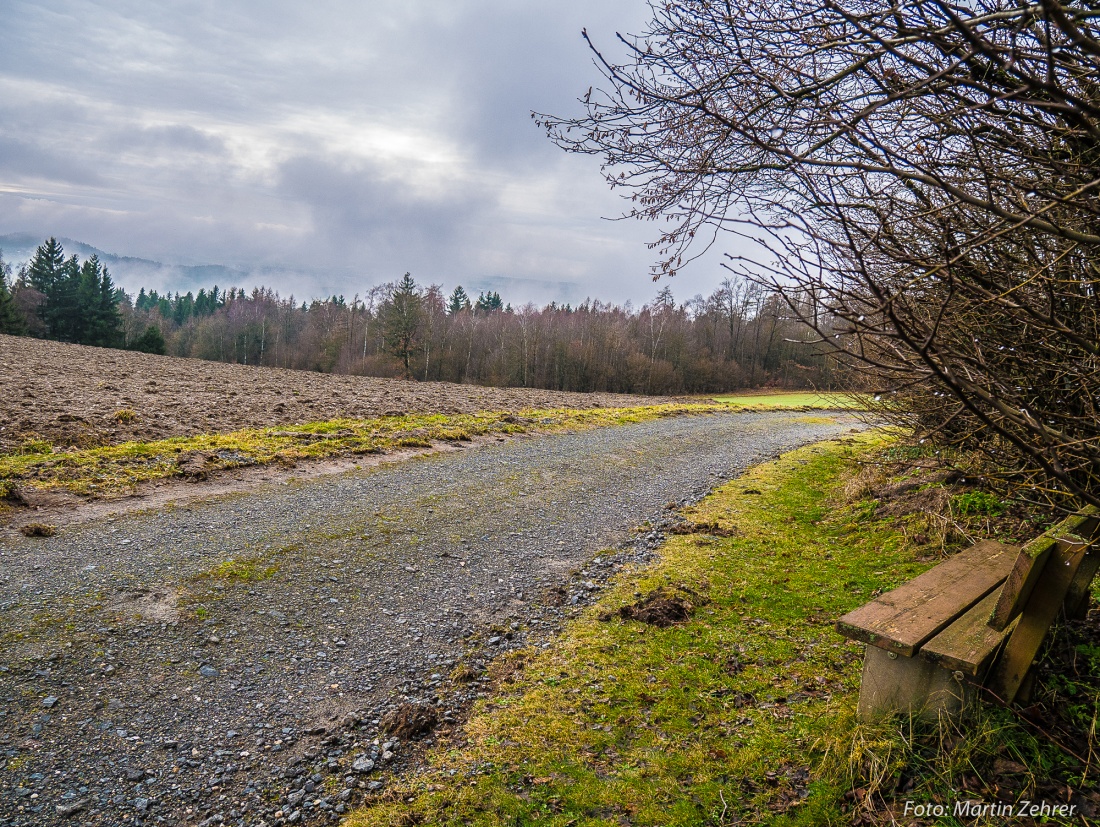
[539,0,1100,509]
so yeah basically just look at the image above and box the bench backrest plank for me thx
[987,540,1091,703]
[1064,545,1100,620]
[988,509,1098,631]
[836,539,1018,657]
[918,590,1011,677]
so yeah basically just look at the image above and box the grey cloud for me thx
[276,153,496,276]
[108,124,227,154]
[0,135,105,186]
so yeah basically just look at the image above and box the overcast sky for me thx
[0,1,735,306]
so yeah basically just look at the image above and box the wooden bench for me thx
[837,508,1099,720]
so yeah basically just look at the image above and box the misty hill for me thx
[0,232,249,296]
[0,233,587,306]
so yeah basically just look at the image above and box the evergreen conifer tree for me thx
[382,272,423,378]
[129,324,167,354]
[84,257,123,347]
[26,237,66,295]
[447,285,471,314]
[40,254,82,341]
[0,249,26,335]
[475,290,504,314]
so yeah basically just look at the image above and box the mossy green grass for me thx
[710,391,864,409]
[0,403,724,499]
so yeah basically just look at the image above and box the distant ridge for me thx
[0,232,249,295]
[0,233,590,306]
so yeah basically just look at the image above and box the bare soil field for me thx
[0,334,669,453]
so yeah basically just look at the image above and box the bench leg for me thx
[857,646,971,721]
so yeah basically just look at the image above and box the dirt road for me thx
[0,411,862,826]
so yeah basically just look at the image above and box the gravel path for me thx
[0,411,861,827]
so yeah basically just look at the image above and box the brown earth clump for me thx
[19,522,56,537]
[667,519,739,537]
[379,703,439,739]
[614,587,698,627]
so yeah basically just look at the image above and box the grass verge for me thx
[0,403,724,498]
[346,432,1096,826]
[710,391,866,410]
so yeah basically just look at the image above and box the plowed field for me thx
[0,334,668,453]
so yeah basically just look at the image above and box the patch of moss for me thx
[197,557,280,583]
[710,391,867,410]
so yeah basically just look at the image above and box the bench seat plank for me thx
[836,539,1019,657]
[918,590,1011,677]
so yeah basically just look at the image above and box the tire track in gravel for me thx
[0,411,864,827]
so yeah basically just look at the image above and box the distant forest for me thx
[0,238,838,394]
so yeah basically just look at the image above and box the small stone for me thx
[125,768,144,782]
[56,798,88,817]
[487,636,501,646]
[286,790,305,806]
[42,695,59,708]
[199,665,218,678]
[134,798,150,812]
[351,756,375,773]
[381,750,394,762]
[367,781,383,791]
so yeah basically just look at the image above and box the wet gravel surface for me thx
[0,411,861,826]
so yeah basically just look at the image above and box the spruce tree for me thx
[382,272,423,378]
[0,249,26,335]
[41,254,82,341]
[26,237,66,295]
[129,324,166,355]
[447,285,471,314]
[475,290,504,314]
[87,257,123,347]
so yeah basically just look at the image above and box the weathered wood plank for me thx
[987,536,1057,632]
[989,509,1099,631]
[919,590,1011,677]
[987,541,1089,703]
[1063,544,1100,620]
[836,539,1018,657]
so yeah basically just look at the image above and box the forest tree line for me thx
[0,238,837,395]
